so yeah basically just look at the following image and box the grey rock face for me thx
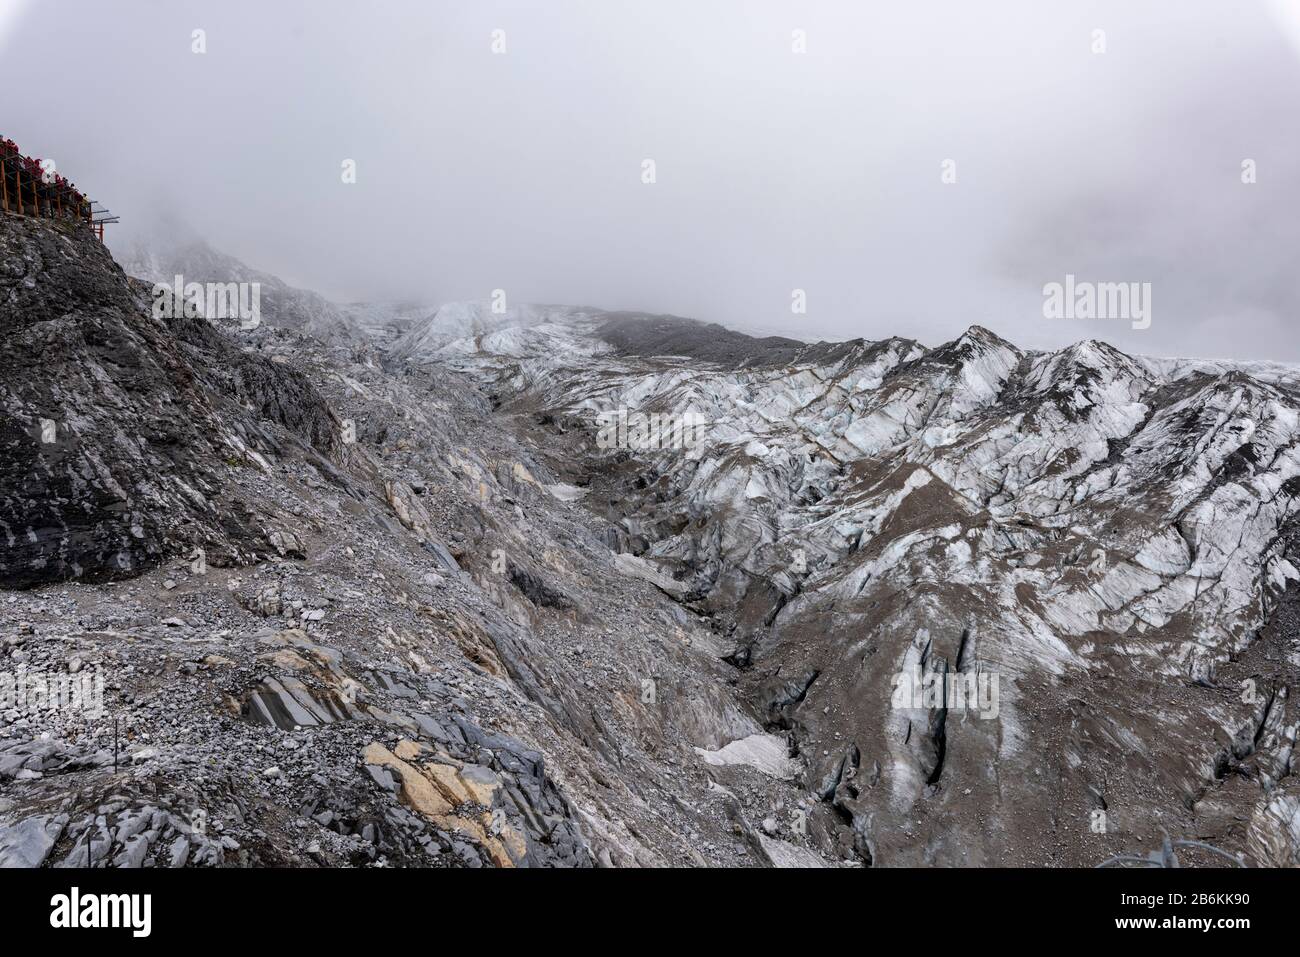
[0,216,341,588]
[0,815,62,867]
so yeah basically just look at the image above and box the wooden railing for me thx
[0,143,116,240]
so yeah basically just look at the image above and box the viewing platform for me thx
[1,135,117,240]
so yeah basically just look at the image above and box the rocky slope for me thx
[0,217,804,868]
[2,214,1297,868]
[1,216,346,588]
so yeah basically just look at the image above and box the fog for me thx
[3,0,1298,359]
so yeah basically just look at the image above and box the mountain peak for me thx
[960,323,1015,348]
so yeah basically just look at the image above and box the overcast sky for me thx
[3,0,1298,360]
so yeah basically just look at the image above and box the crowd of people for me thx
[1,135,92,222]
